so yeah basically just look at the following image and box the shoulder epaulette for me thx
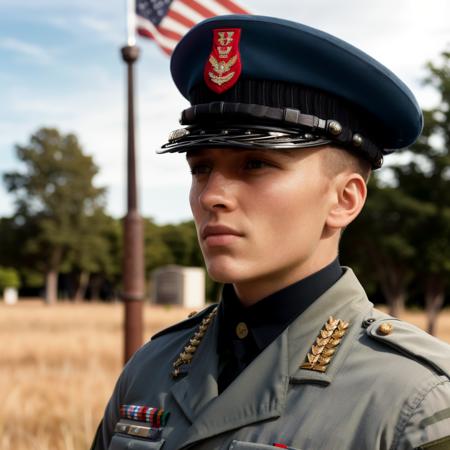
[151,303,218,340]
[365,312,450,379]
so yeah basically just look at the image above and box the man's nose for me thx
[198,170,237,212]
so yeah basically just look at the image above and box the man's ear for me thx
[326,173,367,230]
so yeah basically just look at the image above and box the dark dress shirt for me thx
[217,258,343,393]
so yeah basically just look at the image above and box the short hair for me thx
[320,145,372,184]
[319,145,371,238]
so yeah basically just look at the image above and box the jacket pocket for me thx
[229,440,301,450]
[108,434,165,450]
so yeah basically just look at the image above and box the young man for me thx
[92,16,450,450]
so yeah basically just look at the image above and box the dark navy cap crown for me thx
[160,15,423,168]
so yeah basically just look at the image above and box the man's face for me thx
[187,146,336,291]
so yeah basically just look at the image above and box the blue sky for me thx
[1,0,449,223]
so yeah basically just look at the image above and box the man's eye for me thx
[190,164,211,175]
[245,159,270,170]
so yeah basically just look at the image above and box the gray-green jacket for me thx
[92,268,450,450]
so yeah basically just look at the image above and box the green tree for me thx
[144,219,219,302]
[159,222,201,266]
[3,127,106,304]
[144,219,175,273]
[343,49,450,332]
[391,49,450,334]
[0,267,20,291]
[341,177,423,317]
[0,217,44,294]
[0,217,19,268]
[65,211,119,301]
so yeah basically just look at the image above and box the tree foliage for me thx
[397,49,450,333]
[3,127,107,303]
[0,267,20,290]
[342,48,450,332]
[341,178,422,316]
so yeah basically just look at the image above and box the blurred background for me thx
[0,1,449,449]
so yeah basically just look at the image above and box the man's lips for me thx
[201,224,244,241]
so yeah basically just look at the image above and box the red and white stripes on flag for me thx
[136,0,249,56]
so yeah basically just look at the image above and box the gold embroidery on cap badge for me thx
[204,28,242,93]
[217,31,235,46]
[208,31,237,86]
[208,55,238,86]
[300,316,350,373]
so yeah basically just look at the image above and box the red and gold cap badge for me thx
[204,28,242,94]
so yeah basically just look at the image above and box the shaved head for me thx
[320,145,372,184]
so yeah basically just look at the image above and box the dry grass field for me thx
[1,301,450,450]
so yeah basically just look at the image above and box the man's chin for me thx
[205,260,249,284]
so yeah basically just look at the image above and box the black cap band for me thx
[160,101,384,168]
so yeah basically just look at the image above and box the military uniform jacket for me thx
[92,268,450,450]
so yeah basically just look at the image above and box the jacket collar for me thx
[217,257,343,354]
[287,267,372,384]
[170,267,372,448]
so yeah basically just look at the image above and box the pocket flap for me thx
[108,434,165,450]
[229,440,301,450]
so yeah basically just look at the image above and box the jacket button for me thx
[377,322,393,336]
[236,322,249,339]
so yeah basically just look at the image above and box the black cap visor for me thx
[159,124,331,154]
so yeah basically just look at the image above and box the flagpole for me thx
[127,0,136,46]
[121,0,144,364]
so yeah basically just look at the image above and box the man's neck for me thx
[233,253,339,307]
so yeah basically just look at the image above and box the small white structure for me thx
[3,287,18,305]
[152,265,205,309]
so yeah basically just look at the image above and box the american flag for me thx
[136,0,249,55]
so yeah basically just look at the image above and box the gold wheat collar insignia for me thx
[300,316,350,373]
[171,306,218,378]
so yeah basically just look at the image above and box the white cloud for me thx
[78,16,124,45]
[44,15,121,44]
[0,38,52,64]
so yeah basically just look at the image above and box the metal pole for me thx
[126,0,137,46]
[121,44,144,364]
